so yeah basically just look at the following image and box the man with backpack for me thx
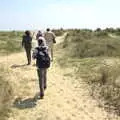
[44,28,56,61]
[22,30,32,65]
[32,36,50,99]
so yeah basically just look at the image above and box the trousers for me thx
[37,68,47,96]
[25,47,31,64]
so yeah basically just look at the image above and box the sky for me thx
[0,0,120,30]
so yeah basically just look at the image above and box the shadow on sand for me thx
[13,93,40,109]
[11,64,27,68]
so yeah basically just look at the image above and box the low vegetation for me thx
[0,65,14,120]
[57,28,120,115]
[62,30,120,58]
[1,28,120,118]
[52,28,65,36]
[0,31,23,55]
[0,31,22,119]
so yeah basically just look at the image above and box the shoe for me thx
[37,93,44,100]
[40,95,44,99]
[44,86,47,90]
[40,93,44,99]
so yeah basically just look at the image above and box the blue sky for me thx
[0,0,120,30]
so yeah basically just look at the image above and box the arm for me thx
[52,33,56,43]
[22,36,24,47]
[32,48,38,59]
[36,34,38,40]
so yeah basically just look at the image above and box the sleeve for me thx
[36,33,38,40]
[53,32,56,38]
[32,48,38,59]
[52,33,56,43]
[44,46,49,54]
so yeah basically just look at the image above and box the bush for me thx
[61,30,120,58]
[0,31,23,55]
[84,62,120,115]
[52,29,64,36]
[57,29,120,115]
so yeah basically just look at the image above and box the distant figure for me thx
[36,30,42,40]
[36,31,43,46]
[22,30,32,65]
[44,28,56,61]
[32,37,50,99]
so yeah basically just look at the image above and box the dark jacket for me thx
[22,35,32,48]
[32,46,50,68]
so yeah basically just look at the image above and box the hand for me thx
[53,38,56,43]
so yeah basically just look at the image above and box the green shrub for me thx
[0,31,23,55]
[61,30,120,58]
[57,29,120,115]
[52,29,64,36]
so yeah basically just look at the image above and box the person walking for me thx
[32,37,50,99]
[36,30,42,40]
[36,30,44,46]
[44,28,56,61]
[22,30,32,65]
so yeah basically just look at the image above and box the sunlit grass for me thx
[57,29,120,115]
[0,31,23,55]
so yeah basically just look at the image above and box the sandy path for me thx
[0,35,120,120]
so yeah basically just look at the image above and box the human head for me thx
[38,30,43,36]
[25,30,31,36]
[38,30,41,33]
[38,37,46,46]
[46,28,50,32]
[40,32,43,36]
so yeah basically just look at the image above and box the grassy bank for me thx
[0,31,22,119]
[52,29,65,36]
[0,65,14,120]
[62,30,120,58]
[57,29,120,115]
[0,31,23,55]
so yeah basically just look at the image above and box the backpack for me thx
[36,47,50,68]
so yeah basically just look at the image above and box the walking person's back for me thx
[22,30,32,65]
[32,37,50,99]
[36,30,42,40]
[44,28,56,61]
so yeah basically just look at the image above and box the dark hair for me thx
[46,28,50,32]
[38,39,43,46]
[25,30,31,36]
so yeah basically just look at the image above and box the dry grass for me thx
[1,30,120,119]
[57,29,120,115]
[0,31,23,55]
[0,65,14,120]
[62,30,120,58]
